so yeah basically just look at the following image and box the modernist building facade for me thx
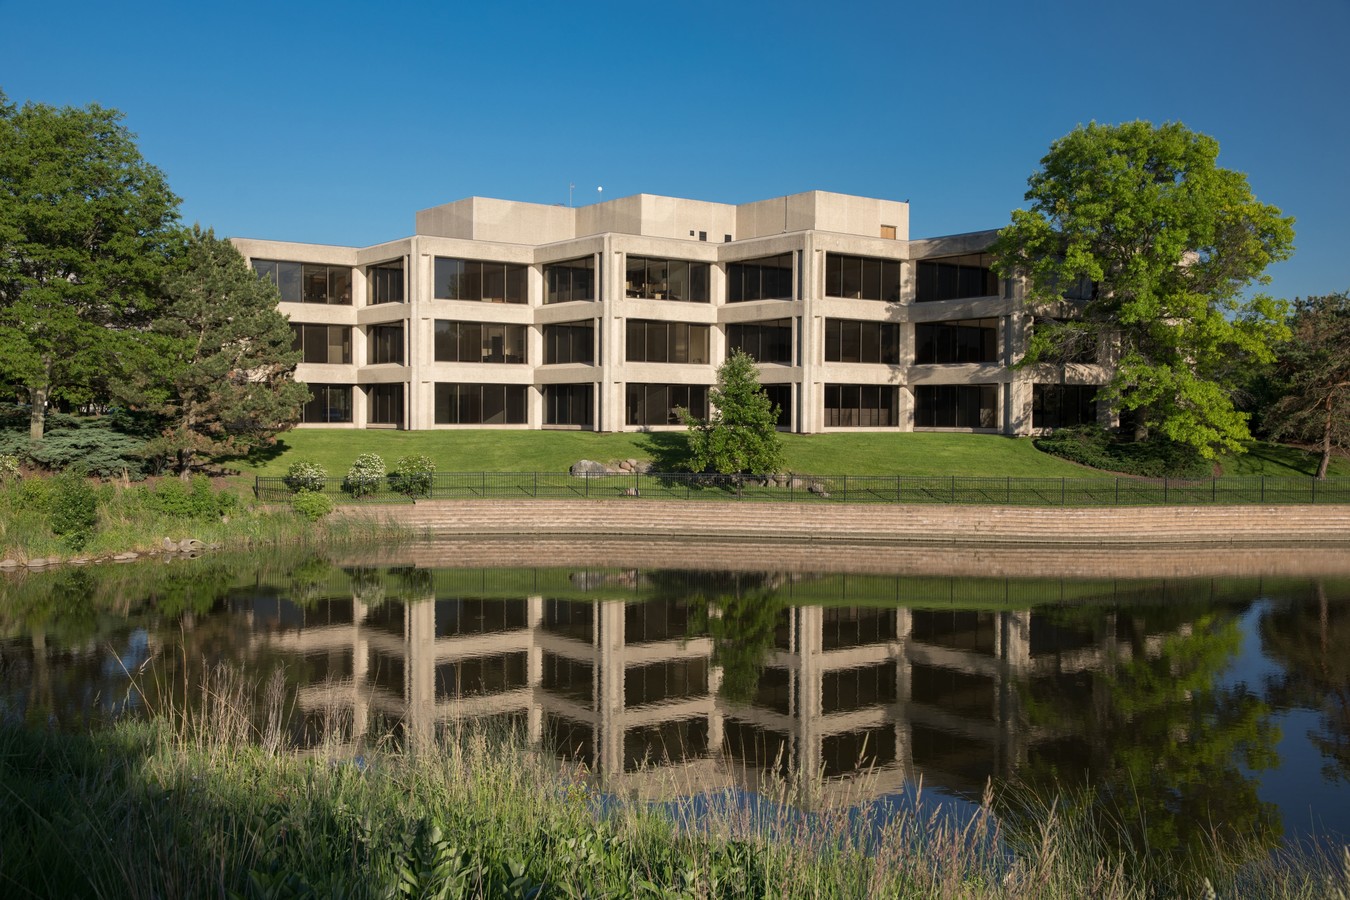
[231,191,1107,434]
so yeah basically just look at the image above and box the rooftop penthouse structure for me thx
[231,190,1107,434]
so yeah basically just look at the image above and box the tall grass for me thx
[2,666,1346,898]
[0,474,411,561]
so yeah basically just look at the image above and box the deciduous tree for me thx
[128,227,307,478]
[0,92,180,442]
[682,349,783,476]
[1263,292,1350,478]
[992,121,1295,458]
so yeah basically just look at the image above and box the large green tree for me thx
[1262,292,1350,478]
[0,92,181,442]
[125,227,307,478]
[992,121,1295,458]
[682,349,784,476]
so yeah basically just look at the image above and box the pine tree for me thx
[683,349,784,477]
[128,227,308,478]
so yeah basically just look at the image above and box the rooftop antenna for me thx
[568,183,575,207]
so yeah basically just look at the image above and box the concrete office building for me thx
[231,190,1106,434]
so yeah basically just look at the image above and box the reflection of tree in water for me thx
[660,571,788,706]
[1013,600,1280,876]
[1260,579,1350,782]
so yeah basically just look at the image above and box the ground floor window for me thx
[914,384,997,428]
[434,383,527,424]
[824,384,897,427]
[626,383,709,426]
[544,384,593,426]
[762,384,792,429]
[367,383,404,427]
[1032,383,1098,429]
[302,384,353,423]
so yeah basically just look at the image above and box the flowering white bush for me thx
[344,453,386,498]
[283,460,328,494]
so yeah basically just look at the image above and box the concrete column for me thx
[410,248,432,430]
[600,240,624,432]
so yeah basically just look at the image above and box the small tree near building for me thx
[683,349,784,478]
[128,227,308,479]
[1264,292,1350,478]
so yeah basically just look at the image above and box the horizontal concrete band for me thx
[336,499,1350,547]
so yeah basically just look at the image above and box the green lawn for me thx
[1217,441,1350,477]
[224,429,1348,482]
[226,429,1108,480]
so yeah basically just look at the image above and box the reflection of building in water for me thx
[255,575,1132,804]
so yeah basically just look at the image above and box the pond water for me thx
[2,541,1349,861]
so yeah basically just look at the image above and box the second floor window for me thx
[824,319,900,364]
[543,322,595,365]
[368,324,405,365]
[434,320,528,364]
[291,323,351,364]
[625,320,709,364]
[915,318,999,364]
[545,257,596,303]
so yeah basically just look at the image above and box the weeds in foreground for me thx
[1,666,1347,898]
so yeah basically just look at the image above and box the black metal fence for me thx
[255,472,1350,507]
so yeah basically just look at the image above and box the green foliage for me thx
[344,452,386,498]
[1262,292,1350,479]
[1035,425,1212,478]
[391,454,435,498]
[284,460,329,493]
[0,91,181,442]
[291,489,333,522]
[683,350,784,476]
[123,226,307,477]
[6,418,149,478]
[142,475,238,520]
[48,471,99,550]
[993,121,1295,459]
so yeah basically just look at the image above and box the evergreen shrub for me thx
[1035,425,1212,478]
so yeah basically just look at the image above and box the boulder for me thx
[621,487,640,497]
[570,459,608,476]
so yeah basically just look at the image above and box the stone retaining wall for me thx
[336,499,1350,547]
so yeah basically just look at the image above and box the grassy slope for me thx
[228,430,1102,479]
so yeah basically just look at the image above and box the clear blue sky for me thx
[4,0,1346,300]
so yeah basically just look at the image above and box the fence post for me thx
[1061,477,1065,506]
[481,471,486,497]
[1115,478,1119,506]
[533,471,538,498]
[1164,477,1169,503]
[1006,476,1011,505]
[1212,477,1217,503]
[1312,477,1317,504]
[585,472,590,498]
[1260,476,1265,504]
[843,475,848,502]
[896,474,901,503]
[950,476,956,504]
